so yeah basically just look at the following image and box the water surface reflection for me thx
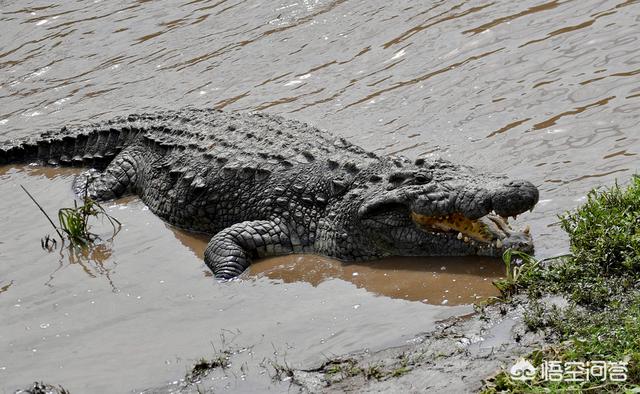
[171,228,503,305]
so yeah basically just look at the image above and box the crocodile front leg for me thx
[204,219,292,279]
[73,146,140,201]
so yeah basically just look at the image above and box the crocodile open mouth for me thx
[410,211,530,248]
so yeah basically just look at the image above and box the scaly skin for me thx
[0,108,539,279]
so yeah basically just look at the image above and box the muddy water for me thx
[0,166,492,392]
[173,226,502,306]
[141,184,502,308]
[1,0,639,392]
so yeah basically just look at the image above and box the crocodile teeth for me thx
[457,232,463,240]
[496,239,503,249]
[523,224,531,234]
[464,236,469,243]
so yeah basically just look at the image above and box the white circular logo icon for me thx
[510,359,536,381]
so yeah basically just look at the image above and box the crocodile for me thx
[0,109,538,279]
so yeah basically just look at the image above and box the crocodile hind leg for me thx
[73,148,140,201]
[204,219,292,279]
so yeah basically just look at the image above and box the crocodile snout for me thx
[491,179,539,218]
[408,178,539,220]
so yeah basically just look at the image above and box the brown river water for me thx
[0,0,639,392]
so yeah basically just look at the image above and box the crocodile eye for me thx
[414,175,428,183]
[412,169,433,184]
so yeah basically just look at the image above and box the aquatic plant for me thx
[21,185,121,247]
[57,195,120,246]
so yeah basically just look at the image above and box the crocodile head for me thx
[354,159,539,258]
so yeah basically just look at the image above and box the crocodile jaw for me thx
[410,211,532,250]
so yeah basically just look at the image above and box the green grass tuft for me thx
[554,176,640,306]
[493,249,541,297]
[562,176,640,274]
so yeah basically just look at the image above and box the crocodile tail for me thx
[0,123,141,167]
